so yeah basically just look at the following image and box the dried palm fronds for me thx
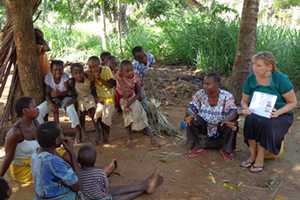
[147,98,182,138]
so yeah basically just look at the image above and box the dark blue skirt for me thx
[244,113,293,155]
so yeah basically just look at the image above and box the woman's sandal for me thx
[240,159,255,168]
[249,165,264,173]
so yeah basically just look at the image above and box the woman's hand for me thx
[241,108,251,116]
[184,115,193,126]
[271,108,280,118]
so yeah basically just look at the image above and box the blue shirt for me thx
[132,52,155,79]
[32,151,78,199]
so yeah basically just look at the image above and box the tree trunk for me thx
[230,0,260,103]
[100,6,108,50]
[117,0,123,55]
[120,4,128,34]
[4,0,43,103]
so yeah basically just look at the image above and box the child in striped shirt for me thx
[77,145,163,200]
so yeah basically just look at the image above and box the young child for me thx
[0,177,11,200]
[132,46,155,111]
[116,60,157,146]
[107,55,119,74]
[69,63,101,143]
[36,60,82,142]
[87,56,116,144]
[78,144,163,200]
[106,55,122,111]
[100,51,111,66]
[32,122,80,200]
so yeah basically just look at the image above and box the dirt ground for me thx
[1,66,300,200]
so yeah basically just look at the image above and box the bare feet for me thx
[146,170,164,194]
[219,150,234,161]
[150,137,161,148]
[126,139,134,149]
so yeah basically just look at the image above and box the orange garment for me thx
[39,48,49,76]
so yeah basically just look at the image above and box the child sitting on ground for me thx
[0,177,11,200]
[69,63,101,143]
[100,51,111,66]
[78,144,163,200]
[116,60,158,146]
[36,60,82,142]
[87,56,116,144]
[132,46,155,111]
[32,122,80,200]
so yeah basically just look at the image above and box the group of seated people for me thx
[36,47,156,146]
[0,51,297,200]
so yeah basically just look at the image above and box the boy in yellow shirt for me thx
[87,56,116,144]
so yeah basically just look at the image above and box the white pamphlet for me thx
[249,91,277,118]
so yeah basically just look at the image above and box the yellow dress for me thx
[10,139,39,187]
[94,66,115,126]
[95,66,115,105]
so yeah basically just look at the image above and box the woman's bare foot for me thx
[146,170,164,194]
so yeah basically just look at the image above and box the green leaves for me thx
[274,0,300,9]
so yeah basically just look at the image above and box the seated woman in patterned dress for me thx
[185,73,238,160]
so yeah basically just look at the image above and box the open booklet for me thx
[249,91,277,118]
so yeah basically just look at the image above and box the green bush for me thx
[158,12,238,74]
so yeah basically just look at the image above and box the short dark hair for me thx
[37,122,61,148]
[50,60,64,70]
[132,46,143,56]
[15,96,33,118]
[205,73,221,84]
[120,60,132,70]
[0,177,10,199]
[78,145,97,167]
[87,56,101,66]
[70,63,84,73]
[100,52,111,61]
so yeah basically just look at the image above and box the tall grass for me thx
[257,25,300,87]
[41,25,101,62]
[39,12,300,88]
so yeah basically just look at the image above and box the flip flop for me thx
[184,149,207,159]
[240,159,255,168]
[219,150,233,161]
[249,165,264,173]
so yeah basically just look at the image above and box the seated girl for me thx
[78,144,163,200]
[240,52,297,173]
[87,56,116,144]
[0,97,39,187]
[69,63,101,143]
[36,60,82,142]
[185,73,238,160]
[116,60,157,146]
